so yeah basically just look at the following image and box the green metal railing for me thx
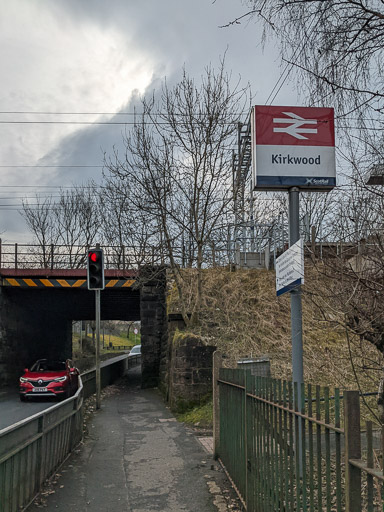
[217,367,384,512]
[0,380,84,512]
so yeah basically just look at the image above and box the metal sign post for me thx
[288,188,304,391]
[289,188,304,475]
[275,188,304,473]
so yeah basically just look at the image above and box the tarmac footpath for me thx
[28,366,240,512]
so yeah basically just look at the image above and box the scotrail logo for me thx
[305,178,330,186]
[273,112,318,140]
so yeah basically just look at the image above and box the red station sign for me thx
[251,105,336,191]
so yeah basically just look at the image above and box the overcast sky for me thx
[0,0,298,243]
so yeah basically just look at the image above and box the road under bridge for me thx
[0,266,167,389]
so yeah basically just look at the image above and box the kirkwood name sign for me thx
[251,105,336,190]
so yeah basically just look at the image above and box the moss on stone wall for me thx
[172,329,202,348]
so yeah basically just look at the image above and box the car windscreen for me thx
[30,361,66,372]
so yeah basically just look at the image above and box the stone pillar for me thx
[169,331,216,412]
[164,314,186,400]
[139,266,168,389]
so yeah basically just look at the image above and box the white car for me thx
[129,345,141,356]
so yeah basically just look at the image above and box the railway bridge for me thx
[0,243,167,388]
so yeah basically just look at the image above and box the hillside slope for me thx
[168,265,382,395]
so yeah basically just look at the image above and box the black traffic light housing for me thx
[87,248,105,290]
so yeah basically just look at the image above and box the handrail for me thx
[0,376,83,438]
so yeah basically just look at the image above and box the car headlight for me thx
[20,377,28,383]
[54,376,68,382]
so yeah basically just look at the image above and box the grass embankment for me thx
[168,264,384,427]
[72,332,141,372]
[73,331,139,350]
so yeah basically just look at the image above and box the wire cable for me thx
[265,14,319,105]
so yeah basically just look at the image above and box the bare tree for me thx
[99,182,162,268]
[231,2,383,106]
[21,183,101,268]
[104,62,249,325]
[21,195,60,267]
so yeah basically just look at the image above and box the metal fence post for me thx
[50,244,54,270]
[213,351,223,460]
[244,369,250,508]
[35,416,44,494]
[122,245,126,270]
[344,390,361,512]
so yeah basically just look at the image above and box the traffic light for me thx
[87,248,105,290]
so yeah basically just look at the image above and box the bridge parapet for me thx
[0,240,232,270]
[0,240,159,271]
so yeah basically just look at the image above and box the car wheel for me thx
[20,395,26,402]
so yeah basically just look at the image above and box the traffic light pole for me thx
[95,289,101,409]
[86,244,104,410]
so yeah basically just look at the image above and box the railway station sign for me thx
[251,105,336,191]
[276,239,304,296]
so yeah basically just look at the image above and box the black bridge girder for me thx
[2,286,141,321]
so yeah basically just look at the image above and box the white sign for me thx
[252,105,336,191]
[134,328,138,335]
[276,239,304,296]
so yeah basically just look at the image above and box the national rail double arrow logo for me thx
[272,112,318,140]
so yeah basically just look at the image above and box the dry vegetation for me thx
[167,263,384,396]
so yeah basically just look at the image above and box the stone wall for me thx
[168,330,216,412]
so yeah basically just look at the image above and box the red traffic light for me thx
[89,251,99,263]
[87,248,105,290]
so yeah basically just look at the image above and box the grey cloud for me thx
[2,0,291,241]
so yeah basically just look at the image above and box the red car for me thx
[19,359,79,401]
